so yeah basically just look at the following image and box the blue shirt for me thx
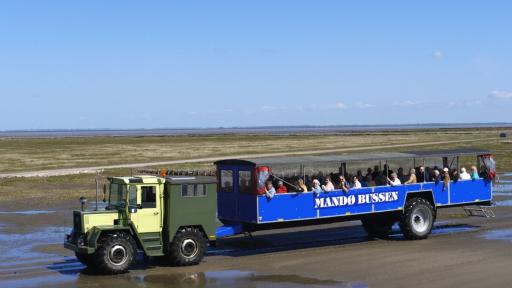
[312,186,322,194]
[265,187,276,198]
[471,171,480,180]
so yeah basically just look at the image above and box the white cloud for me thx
[354,102,375,109]
[335,102,347,109]
[489,90,512,99]
[433,51,443,59]
[261,105,278,111]
[394,100,418,107]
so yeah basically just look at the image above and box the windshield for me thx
[108,183,127,209]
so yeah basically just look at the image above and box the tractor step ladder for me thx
[463,205,496,218]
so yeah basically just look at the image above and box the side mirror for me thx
[128,206,138,213]
[79,196,87,211]
[102,184,107,202]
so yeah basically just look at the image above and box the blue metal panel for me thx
[253,179,492,224]
[450,179,492,204]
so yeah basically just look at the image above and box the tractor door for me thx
[128,185,162,233]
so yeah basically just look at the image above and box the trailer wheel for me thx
[75,252,94,267]
[167,227,206,266]
[93,232,137,274]
[400,197,434,240]
[361,216,397,239]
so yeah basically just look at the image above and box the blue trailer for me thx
[214,149,495,240]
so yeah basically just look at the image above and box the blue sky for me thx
[0,1,511,130]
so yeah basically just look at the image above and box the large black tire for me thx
[93,232,137,274]
[75,252,94,267]
[400,197,435,240]
[167,227,207,266]
[361,215,397,239]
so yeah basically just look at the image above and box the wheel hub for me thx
[181,239,199,259]
[108,244,128,266]
[412,207,431,233]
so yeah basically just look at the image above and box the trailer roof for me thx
[164,176,216,184]
[214,148,491,166]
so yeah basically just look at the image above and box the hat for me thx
[312,179,320,185]
[443,168,449,172]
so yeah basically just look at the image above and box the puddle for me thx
[492,184,512,193]
[481,229,512,243]
[136,270,366,288]
[494,200,512,206]
[0,226,69,262]
[0,210,56,215]
[389,223,476,239]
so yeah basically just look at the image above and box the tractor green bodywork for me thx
[64,175,217,257]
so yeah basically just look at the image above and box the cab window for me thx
[239,171,252,194]
[141,186,156,208]
[220,170,233,192]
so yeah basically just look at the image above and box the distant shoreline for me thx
[1,123,511,138]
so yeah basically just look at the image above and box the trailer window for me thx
[239,171,252,194]
[181,184,207,197]
[220,170,233,192]
[141,186,156,208]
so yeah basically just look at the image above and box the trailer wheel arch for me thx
[404,190,436,210]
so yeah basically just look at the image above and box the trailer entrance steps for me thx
[463,205,496,218]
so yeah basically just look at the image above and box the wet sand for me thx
[2,181,512,287]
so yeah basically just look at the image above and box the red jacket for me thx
[276,185,288,194]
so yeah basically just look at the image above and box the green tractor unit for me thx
[64,175,218,274]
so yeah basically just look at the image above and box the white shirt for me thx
[459,172,471,180]
[389,178,402,186]
[322,182,335,191]
[353,181,362,189]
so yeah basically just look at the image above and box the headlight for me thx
[77,234,86,246]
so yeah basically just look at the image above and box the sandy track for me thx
[0,137,500,178]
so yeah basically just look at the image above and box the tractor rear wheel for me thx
[167,227,207,266]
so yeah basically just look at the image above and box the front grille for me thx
[73,211,82,232]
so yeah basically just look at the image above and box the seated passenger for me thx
[297,178,308,192]
[338,175,350,192]
[433,169,441,184]
[470,166,480,180]
[352,176,362,189]
[459,167,471,180]
[404,168,417,184]
[264,181,276,199]
[397,167,407,183]
[451,168,459,183]
[387,172,401,186]
[312,179,322,195]
[442,168,450,190]
[365,175,376,187]
[322,177,335,192]
[374,172,388,186]
[276,181,288,194]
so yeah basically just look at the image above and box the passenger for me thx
[352,176,362,189]
[360,176,368,187]
[356,170,363,181]
[372,165,380,180]
[451,168,459,183]
[397,167,407,183]
[442,168,450,190]
[383,164,394,177]
[387,172,402,186]
[433,169,441,184]
[322,177,335,192]
[297,178,308,192]
[312,179,322,195]
[417,166,425,182]
[365,167,373,179]
[459,167,471,180]
[404,168,417,184]
[365,175,376,187]
[338,175,350,192]
[374,172,388,186]
[276,181,288,194]
[264,181,276,199]
[470,166,480,180]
